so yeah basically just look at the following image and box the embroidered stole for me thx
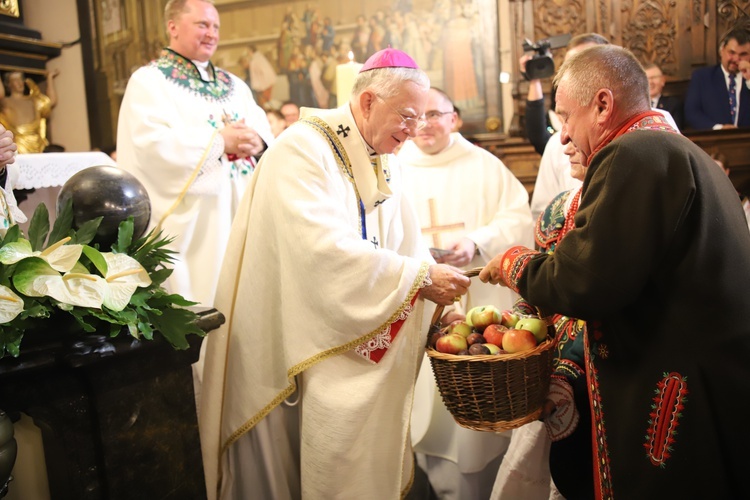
[301,116,414,363]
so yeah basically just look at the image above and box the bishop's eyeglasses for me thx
[374,94,427,131]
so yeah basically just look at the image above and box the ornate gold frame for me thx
[0,0,20,18]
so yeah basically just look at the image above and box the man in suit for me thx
[644,62,683,129]
[685,26,750,130]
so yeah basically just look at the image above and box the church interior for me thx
[1,0,749,498]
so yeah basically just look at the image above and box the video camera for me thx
[522,33,572,80]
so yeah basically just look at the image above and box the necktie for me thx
[729,75,737,125]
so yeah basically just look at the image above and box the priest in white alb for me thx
[116,0,273,307]
[198,48,472,500]
[398,87,534,499]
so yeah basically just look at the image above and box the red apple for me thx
[428,330,445,349]
[435,333,468,354]
[483,324,507,347]
[500,310,520,328]
[447,320,473,338]
[502,329,537,353]
[469,305,501,332]
[515,317,549,343]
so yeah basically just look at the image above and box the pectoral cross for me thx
[371,236,379,249]
[421,198,464,249]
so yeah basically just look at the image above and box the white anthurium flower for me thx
[0,237,83,273]
[0,285,24,323]
[100,253,152,311]
[13,258,106,309]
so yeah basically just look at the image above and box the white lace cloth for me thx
[14,152,117,190]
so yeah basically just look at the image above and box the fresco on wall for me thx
[237,0,497,132]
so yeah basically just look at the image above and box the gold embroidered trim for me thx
[300,116,365,237]
[222,261,430,451]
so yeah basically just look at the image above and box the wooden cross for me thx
[421,198,464,249]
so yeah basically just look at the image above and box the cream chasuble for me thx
[399,133,534,483]
[117,49,273,307]
[199,105,435,500]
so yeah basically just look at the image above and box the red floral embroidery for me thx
[644,372,689,467]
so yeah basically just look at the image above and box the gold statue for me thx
[0,69,59,154]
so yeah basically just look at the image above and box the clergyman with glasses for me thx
[398,87,534,500]
[198,48,471,499]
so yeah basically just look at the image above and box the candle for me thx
[336,51,363,107]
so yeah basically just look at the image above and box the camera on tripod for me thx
[522,33,572,80]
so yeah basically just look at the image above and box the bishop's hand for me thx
[421,264,470,306]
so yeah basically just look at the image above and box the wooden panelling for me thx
[468,129,750,197]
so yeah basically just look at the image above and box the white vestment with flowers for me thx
[198,104,435,500]
[116,49,273,307]
[0,165,27,237]
[399,133,534,498]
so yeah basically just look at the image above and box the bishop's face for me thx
[168,0,220,63]
[362,81,427,155]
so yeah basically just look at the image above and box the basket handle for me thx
[428,266,484,333]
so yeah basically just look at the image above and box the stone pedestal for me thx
[0,308,223,500]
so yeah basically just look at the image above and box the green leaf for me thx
[112,218,135,254]
[138,320,154,340]
[72,217,104,246]
[82,246,108,276]
[147,268,172,287]
[49,198,74,245]
[149,307,203,350]
[27,204,50,251]
[0,224,20,247]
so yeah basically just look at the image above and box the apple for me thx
[515,317,549,343]
[435,333,468,354]
[500,310,520,328]
[469,305,501,332]
[465,306,481,326]
[484,343,501,354]
[468,343,490,355]
[428,330,445,349]
[447,320,473,338]
[502,328,537,353]
[483,324,507,347]
[466,332,486,346]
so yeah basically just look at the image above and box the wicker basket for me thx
[426,268,557,432]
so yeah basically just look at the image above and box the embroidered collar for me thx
[153,48,234,101]
[589,110,678,162]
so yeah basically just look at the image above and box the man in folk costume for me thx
[198,48,471,500]
[481,45,750,498]
[398,87,534,499]
[116,0,273,307]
